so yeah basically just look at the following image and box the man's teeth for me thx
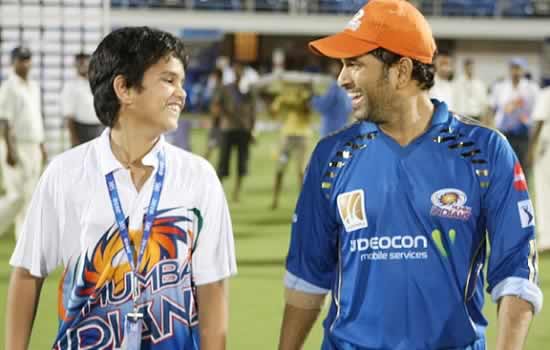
[168,105,181,113]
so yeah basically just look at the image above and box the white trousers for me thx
[0,140,42,239]
[535,145,550,251]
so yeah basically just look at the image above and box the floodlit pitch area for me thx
[0,129,548,349]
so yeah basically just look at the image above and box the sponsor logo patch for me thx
[430,188,472,221]
[337,189,368,232]
[513,162,528,191]
[518,199,535,228]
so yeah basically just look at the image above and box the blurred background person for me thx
[204,68,224,161]
[490,57,539,175]
[0,46,46,239]
[528,85,550,253]
[311,60,352,138]
[165,113,192,151]
[61,52,103,147]
[212,61,256,202]
[269,79,314,209]
[430,51,456,110]
[454,58,489,122]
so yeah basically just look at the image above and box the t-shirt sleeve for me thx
[191,160,237,286]
[9,162,62,277]
[484,133,543,313]
[285,145,338,291]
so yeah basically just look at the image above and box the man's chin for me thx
[352,108,368,121]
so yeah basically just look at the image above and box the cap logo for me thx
[345,9,364,31]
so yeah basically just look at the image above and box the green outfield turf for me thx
[0,128,548,349]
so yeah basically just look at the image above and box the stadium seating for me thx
[194,0,243,10]
[110,0,549,17]
[442,0,496,16]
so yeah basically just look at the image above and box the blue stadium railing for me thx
[110,0,550,17]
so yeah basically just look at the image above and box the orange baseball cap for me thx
[309,0,437,64]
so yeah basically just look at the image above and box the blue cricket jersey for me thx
[286,100,543,350]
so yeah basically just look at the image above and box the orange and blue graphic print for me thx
[53,207,203,350]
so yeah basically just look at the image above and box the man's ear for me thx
[113,75,133,106]
[396,57,414,89]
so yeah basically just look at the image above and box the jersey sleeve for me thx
[285,145,338,292]
[484,133,543,313]
[191,160,237,286]
[9,162,63,277]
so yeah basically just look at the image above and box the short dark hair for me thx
[89,27,188,127]
[75,52,90,61]
[11,46,31,62]
[370,47,435,90]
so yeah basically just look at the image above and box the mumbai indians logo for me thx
[345,9,364,31]
[430,188,472,221]
[337,189,368,232]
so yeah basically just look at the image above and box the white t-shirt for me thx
[0,72,44,143]
[430,76,455,111]
[453,75,488,117]
[60,75,100,125]
[10,129,236,348]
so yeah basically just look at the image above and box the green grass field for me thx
[0,128,548,349]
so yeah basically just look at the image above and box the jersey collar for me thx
[97,128,166,176]
[430,99,450,126]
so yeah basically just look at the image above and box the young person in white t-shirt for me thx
[6,26,237,350]
[528,86,550,252]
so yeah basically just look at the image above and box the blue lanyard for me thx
[105,150,166,308]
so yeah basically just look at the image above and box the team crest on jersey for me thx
[518,199,535,228]
[430,188,472,221]
[337,189,368,232]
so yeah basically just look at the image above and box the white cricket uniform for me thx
[453,75,488,119]
[60,75,101,126]
[430,76,456,111]
[0,72,45,238]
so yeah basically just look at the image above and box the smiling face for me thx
[125,54,186,133]
[338,54,397,124]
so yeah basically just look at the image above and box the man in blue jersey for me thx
[278,1,543,349]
